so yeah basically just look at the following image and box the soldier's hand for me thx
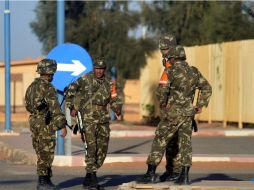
[70,108,77,117]
[195,107,202,114]
[115,112,121,120]
[61,127,67,138]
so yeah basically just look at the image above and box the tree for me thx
[141,1,254,46]
[30,1,156,79]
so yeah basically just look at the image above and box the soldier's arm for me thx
[156,85,170,107]
[196,70,212,108]
[110,97,123,116]
[65,77,83,111]
[45,84,67,130]
[157,69,171,107]
[109,81,123,116]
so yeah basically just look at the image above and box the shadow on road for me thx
[109,140,152,154]
[57,175,142,189]
[57,177,83,189]
[99,174,141,187]
[191,173,243,183]
[0,179,34,185]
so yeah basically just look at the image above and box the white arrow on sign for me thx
[57,60,87,76]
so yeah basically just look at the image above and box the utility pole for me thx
[4,0,11,132]
[56,0,66,155]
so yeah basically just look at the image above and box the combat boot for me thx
[83,172,100,189]
[47,168,58,189]
[159,170,179,182]
[83,172,92,188]
[138,164,157,183]
[174,166,190,185]
[37,176,57,190]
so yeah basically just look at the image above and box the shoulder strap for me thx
[80,77,106,110]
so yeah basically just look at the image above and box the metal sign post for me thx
[4,0,11,132]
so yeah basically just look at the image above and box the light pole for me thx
[4,0,11,132]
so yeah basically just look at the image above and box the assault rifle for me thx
[37,99,51,125]
[192,89,200,133]
[73,110,87,155]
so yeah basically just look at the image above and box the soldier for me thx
[141,45,212,185]
[65,57,123,189]
[156,35,181,182]
[25,58,67,190]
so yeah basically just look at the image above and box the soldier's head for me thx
[174,45,186,61]
[159,34,177,59]
[93,57,106,79]
[36,58,57,82]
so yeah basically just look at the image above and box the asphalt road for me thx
[1,160,254,190]
[71,136,254,156]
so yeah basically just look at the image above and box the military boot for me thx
[138,164,157,183]
[37,176,56,190]
[47,168,58,189]
[159,170,179,182]
[83,172,100,189]
[83,172,92,188]
[174,166,190,185]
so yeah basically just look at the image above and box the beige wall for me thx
[140,51,164,116]
[1,40,254,126]
[124,80,140,104]
[141,40,254,127]
[0,59,40,111]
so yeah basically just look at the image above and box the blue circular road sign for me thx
[47,43,93,91]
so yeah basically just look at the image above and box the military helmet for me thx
[174,45,186,60]
[159,34,177,50]
[166,47,176,59]
[36,58,57,74]
[94,57,106,69]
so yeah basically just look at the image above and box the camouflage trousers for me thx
[165,131,181,173]
[83,122,110,173]
[29,116,56,176]
[146,116,192,167]
[32,137,55,176]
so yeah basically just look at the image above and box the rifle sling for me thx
[80,82,106,111]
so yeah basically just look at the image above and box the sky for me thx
[0,0,42,62]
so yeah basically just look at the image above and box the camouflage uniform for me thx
[65,58,122,189]
[25,59,67,189]
[144,46,212,184]
[156,35,181,181]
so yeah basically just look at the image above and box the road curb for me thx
[110,129,254,138]
[1,139,254,166]
[70,129,254,138]
[52,155,254,167]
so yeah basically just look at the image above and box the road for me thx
[71,136,254,155]
[1,136,254,189]
[1,160,254,190]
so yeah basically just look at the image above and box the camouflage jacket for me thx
[25,77,66,131]
[65,72,123,123]
[165,60,212,117]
